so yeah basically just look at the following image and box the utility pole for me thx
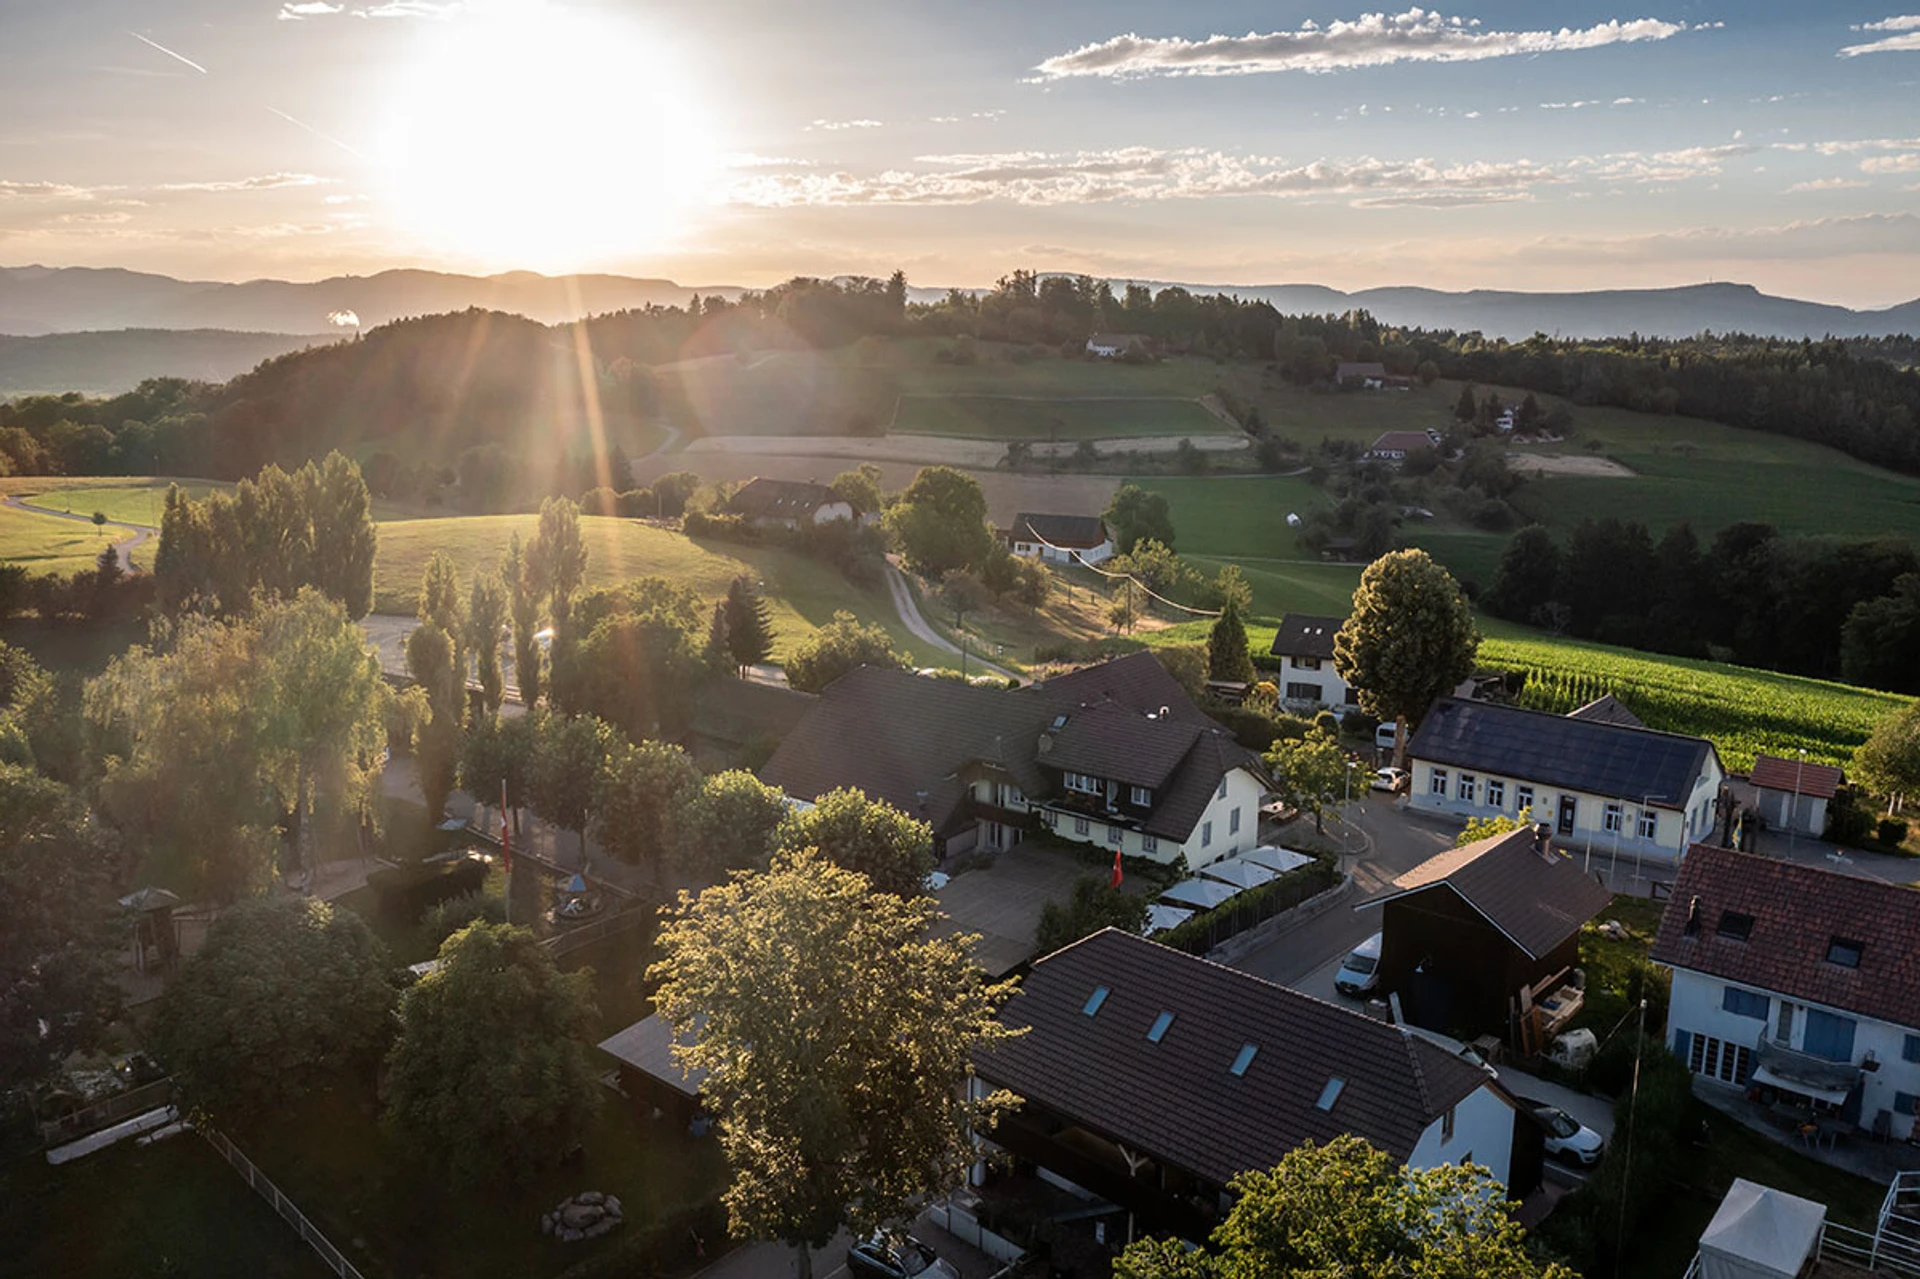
[1789,748,1806,857]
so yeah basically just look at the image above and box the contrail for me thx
[266,107,367,160]
[127,31,209,74]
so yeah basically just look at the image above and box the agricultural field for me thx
[373,513,954,669]
[0,502,133,576]
[890,393,1231,441]
[1131,474,1332,559]
[1477,633,1905,772]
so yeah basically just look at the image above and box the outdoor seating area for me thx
[1698,1084,1920,1186]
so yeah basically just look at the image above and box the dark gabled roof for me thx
[1407,697,1717,808]
[1651,844,1920,1030]
[1044,705,1203,790]
[1360,827,1613,960]
[1336,361,1388,380]
[1749,754,1843,801]
[1011,513,1108,549]
[977,930,1492,1185]
[1088,332,1146,348]
[1270,612,1343,660]
[730,477,849,519]
[1368,431,1437,454]
[1567,695,1644,728]
[1039,651,1219,729]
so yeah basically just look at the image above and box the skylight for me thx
[1230,1043,1258,1076]
[1716,911,1755,941]
[1146,1011,1174,1043]
[1316,1077,1346,1111]
[1827,937,1864,969]
[1082,986,1109,1016]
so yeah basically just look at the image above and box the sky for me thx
[2,0,1918,305]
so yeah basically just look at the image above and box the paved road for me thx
[691,1212,999,1279]
[2,493,153,571]
[883,562,1020,684]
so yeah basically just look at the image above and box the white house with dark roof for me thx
[759,652,1267,866]
[1651,845,1920,1141]
[972,929,1537,1237]
[1267,611,1355,711]
[728,477,856,527]
[1008,513,1114,566]
[1406,697,1724,865]
[1085,332,1147,359]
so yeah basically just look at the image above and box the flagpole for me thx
[501,779,512,927]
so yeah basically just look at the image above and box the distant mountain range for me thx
[0,328,337,399]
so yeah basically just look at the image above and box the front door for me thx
[1557,795,1577,836]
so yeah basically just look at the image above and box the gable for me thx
[1409,698,1715,806]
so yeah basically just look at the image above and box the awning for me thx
[1750,1065,1850,1107]
[1143,903,1194,935]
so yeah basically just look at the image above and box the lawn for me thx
[0,502,133,576]
[373,514,955,668]
[891,394,1232,441]
[18,480,225,527]
[0,1127,329,1278]
[1129,474,1333,558]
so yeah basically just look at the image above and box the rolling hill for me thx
[0,328,336,398]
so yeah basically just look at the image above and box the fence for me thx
[547,900,650,957]
[203,1129,366,1279]
[38,1078,175,1148]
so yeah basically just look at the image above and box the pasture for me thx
[374,514,952,668]
[17,479,225,527]
[0,502,131,576]
[890,394,1231,441]
[1130,474,1332,559]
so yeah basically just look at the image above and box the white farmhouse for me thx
[1267,612,1356,711]
[1008,513,1115,566]
[728,477,856,528]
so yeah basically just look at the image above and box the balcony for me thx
[1751,1035,1864,1108]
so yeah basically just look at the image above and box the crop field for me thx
[891,394,1232,440]
[0,502,132,576]
[1477,634,1904,772]
[374,513,952,667]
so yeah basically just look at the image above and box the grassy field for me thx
[1479,633,1904,772]
[16,480,224,527]
[1131,474,1332,558]
[374,514,954,668]
[891,394,1231,441]
[0,502,133,576]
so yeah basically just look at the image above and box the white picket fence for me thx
[203,1129,366,1279]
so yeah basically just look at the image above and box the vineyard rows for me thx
[1477,636,1906,774]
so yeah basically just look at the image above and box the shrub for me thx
[615,488,654,518]
[682,509,760,544]
[367,853,489,920]
[1877,817,1908,847]
[418,890,505,951]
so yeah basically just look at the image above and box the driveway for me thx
[883,562,1019,684]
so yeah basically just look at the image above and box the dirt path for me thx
[883,561,1020,683]
[2,493,153,571]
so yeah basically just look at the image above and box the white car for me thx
[1371,767,1409,793]
[1334,932,1383,997]
[1523,1100,1606,1166]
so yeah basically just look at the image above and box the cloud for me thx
[157,172,335,192]
[723,153,815,169]
[0,180,107,200]
[1612,96,1642,104]
[1862,153,1920,173]
[277,1,344,17]
[1811,136,1920,155]
[328,310,361,326]
[728,146,1563,208]
[1787,177,1871,191]
[1839,16,1920,55]
[806,119,883,131]
[1032,10,1697,79]
[1511,212,1920,264]
[1575,143,1757,183]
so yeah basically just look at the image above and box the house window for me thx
[1293,655,1322,670]
[1073,816,1090,837]
[1686,1032,1754,1085]
[1082,986,1109,1016]
[1107,824,1123,846]
[1217,778,1228,800]
[1803,1009,1857,1063]
[1201,821,1213,848]
[1897,1093,1919,1117]
[1638,808,1658,839]
[1904,1034,1920,1064]
[1285,682,1320,701]
[1430,769,1450,797]
[1147,1011,1175,1043]
[1442,1106,1456,1142]
[1722,987,1769,1020]
[1130,784,1152,806]
[1603,802,1623,833]
[1142,834,1158,855]
[1065,772,1101,794]
[1826,937,1865,969]
[1458,774,1477,804]
[1515,785,1534,814]
[1230,1043,1258,1076]
[1486,780,1506,809]
[1230,808,1241,835]
[1776,1001,1795,1044]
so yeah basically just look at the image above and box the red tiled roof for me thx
[1748,754,1843,800]
[1649,844,1920,1030]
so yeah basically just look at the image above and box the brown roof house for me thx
[1366,429,1442,462]
[1008,513,1115,566]
[1267,612,1355,711]
[1651,844,1920,1140]
[728,477,857,528]
[760,652,1268,869]
[1358,824,1613,1053]
[972,929,1537,1240]
[1086,332,1148,359]
[1745,754,1844,838]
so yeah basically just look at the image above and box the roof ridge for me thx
[1431,695,1717,749]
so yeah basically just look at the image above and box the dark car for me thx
[846,1234,959,1279]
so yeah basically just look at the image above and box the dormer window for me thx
[1827,937,1865,969]
[1130,785,1152,807]
[1065,772,1101,795]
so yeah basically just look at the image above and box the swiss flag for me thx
[1110,848,1123,889]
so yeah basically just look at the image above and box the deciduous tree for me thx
[650,851,1018,1279]
[595,737,700,870]
[529,496,589,645]
[1035,874,1149,955]
[1104,483,1175,554]
[1853,698,1920,812]
[504,531,544,707]
[529,713,617,863]
[1334,549,1479,766]
[775,787,933,897]
[671,769,795,879]
[885,466,992,576]
[465,570,510,718]
[1266,728,1350,834]
[784,611,906,693]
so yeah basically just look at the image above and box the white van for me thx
[1374,720,1399,751]
[1334,932,1383,997]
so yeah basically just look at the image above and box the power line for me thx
[1019,524,1224,619]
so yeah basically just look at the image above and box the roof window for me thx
[1827,937,1864,969]
[1230,1044,1258,1077]
[1146,1011,1175,1043]
[1316,1077,1346,1111]
[1082,986,1110,1016]
[1716,911,1755,941]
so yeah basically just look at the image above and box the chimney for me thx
[1532,821,1553,858]
[1684,895,1701,937]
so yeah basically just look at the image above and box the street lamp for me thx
[1341,760,1359,875]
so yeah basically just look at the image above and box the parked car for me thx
[1374,720,1399,751]
[847,1234,959,1279]
[1334,932,1383,997]
[1519,1099,1606,1166]
[1371,766,1409,793]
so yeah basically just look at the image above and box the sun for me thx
[375,3,719,272]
